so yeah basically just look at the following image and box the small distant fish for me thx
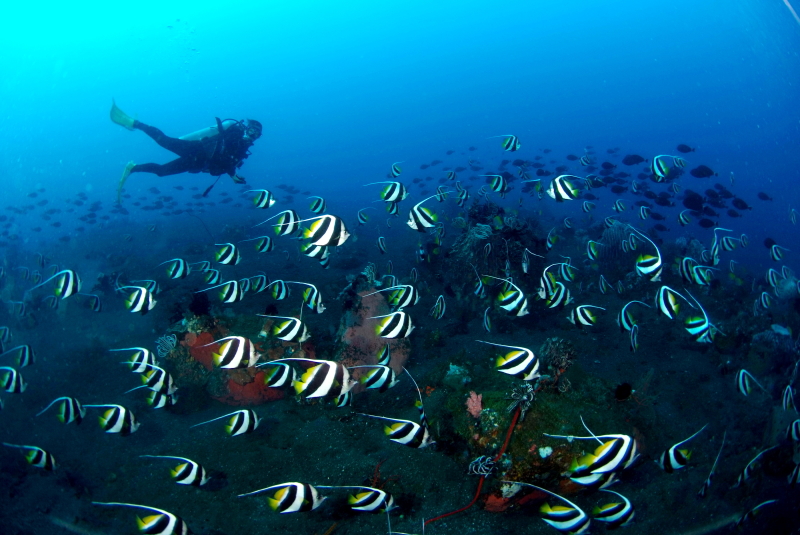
[734,500,779,529]
[357,207,372,225]
[629,324,639,352]
[676,144,695,153]
[622,154,646,165]
[482,307,491,333]
[496,135,520,152]
[735,369,767,396]
[697,431,726,498]
[783,385,796,412]
[612,199,625,212]
[730,446,779,489]
[690,165,716,178]
[582,201,595,213]
[390,161,403,177]
[770,243,788,262]
[429,295,446,320]
[307,196,327,214]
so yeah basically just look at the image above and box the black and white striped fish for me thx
[140,455,210,486]
[261,315,310,342]
[92,502,189,535]
[84,404,140,435]
[191,409,261,436]
[429,295,446,319]
[307,196,326,214]
[656,424,707,473]
[158,258,191,279]
[730,446,779,489]
[370,311,414,338]
[504,482,589,534]
[238,482,325,513]
[0,345,35,367]
[259,362,296,388]
[119,286,157,314]
[301,215,350,246]
[351,365,399,393]
[2,443,56,471]
[36,396,85,424]
[568,305,605,328]
[248,189,276,208]
[357,413,432,448]
[0,366,26,393]
[205,336,260,369]
[477,340,539,381]
[592,489,635,528]
[242,235,274,253]
[272,358,354,399]
[406,194,441,232]
[365,181,408,203]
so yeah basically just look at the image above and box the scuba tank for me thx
[179,119,239,141]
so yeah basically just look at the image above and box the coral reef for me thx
[333,286,410,393]
[466,391,483,419]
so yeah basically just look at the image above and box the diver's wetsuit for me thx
[129,120,253,178]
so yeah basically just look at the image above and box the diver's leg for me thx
[130,158,194,177]
[133,121,201,157]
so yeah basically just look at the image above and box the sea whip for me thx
[424,405,521,526]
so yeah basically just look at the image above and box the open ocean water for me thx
[2,1,800,534]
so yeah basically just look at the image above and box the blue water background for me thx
[1,0,798,272]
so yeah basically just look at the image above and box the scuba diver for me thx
[109,100,262,202]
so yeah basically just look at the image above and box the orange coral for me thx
[483,495,510,513]
[214,371,284,406]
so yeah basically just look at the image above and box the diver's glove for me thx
[232,174,246,184]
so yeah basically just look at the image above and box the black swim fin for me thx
[202,176,221,197]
